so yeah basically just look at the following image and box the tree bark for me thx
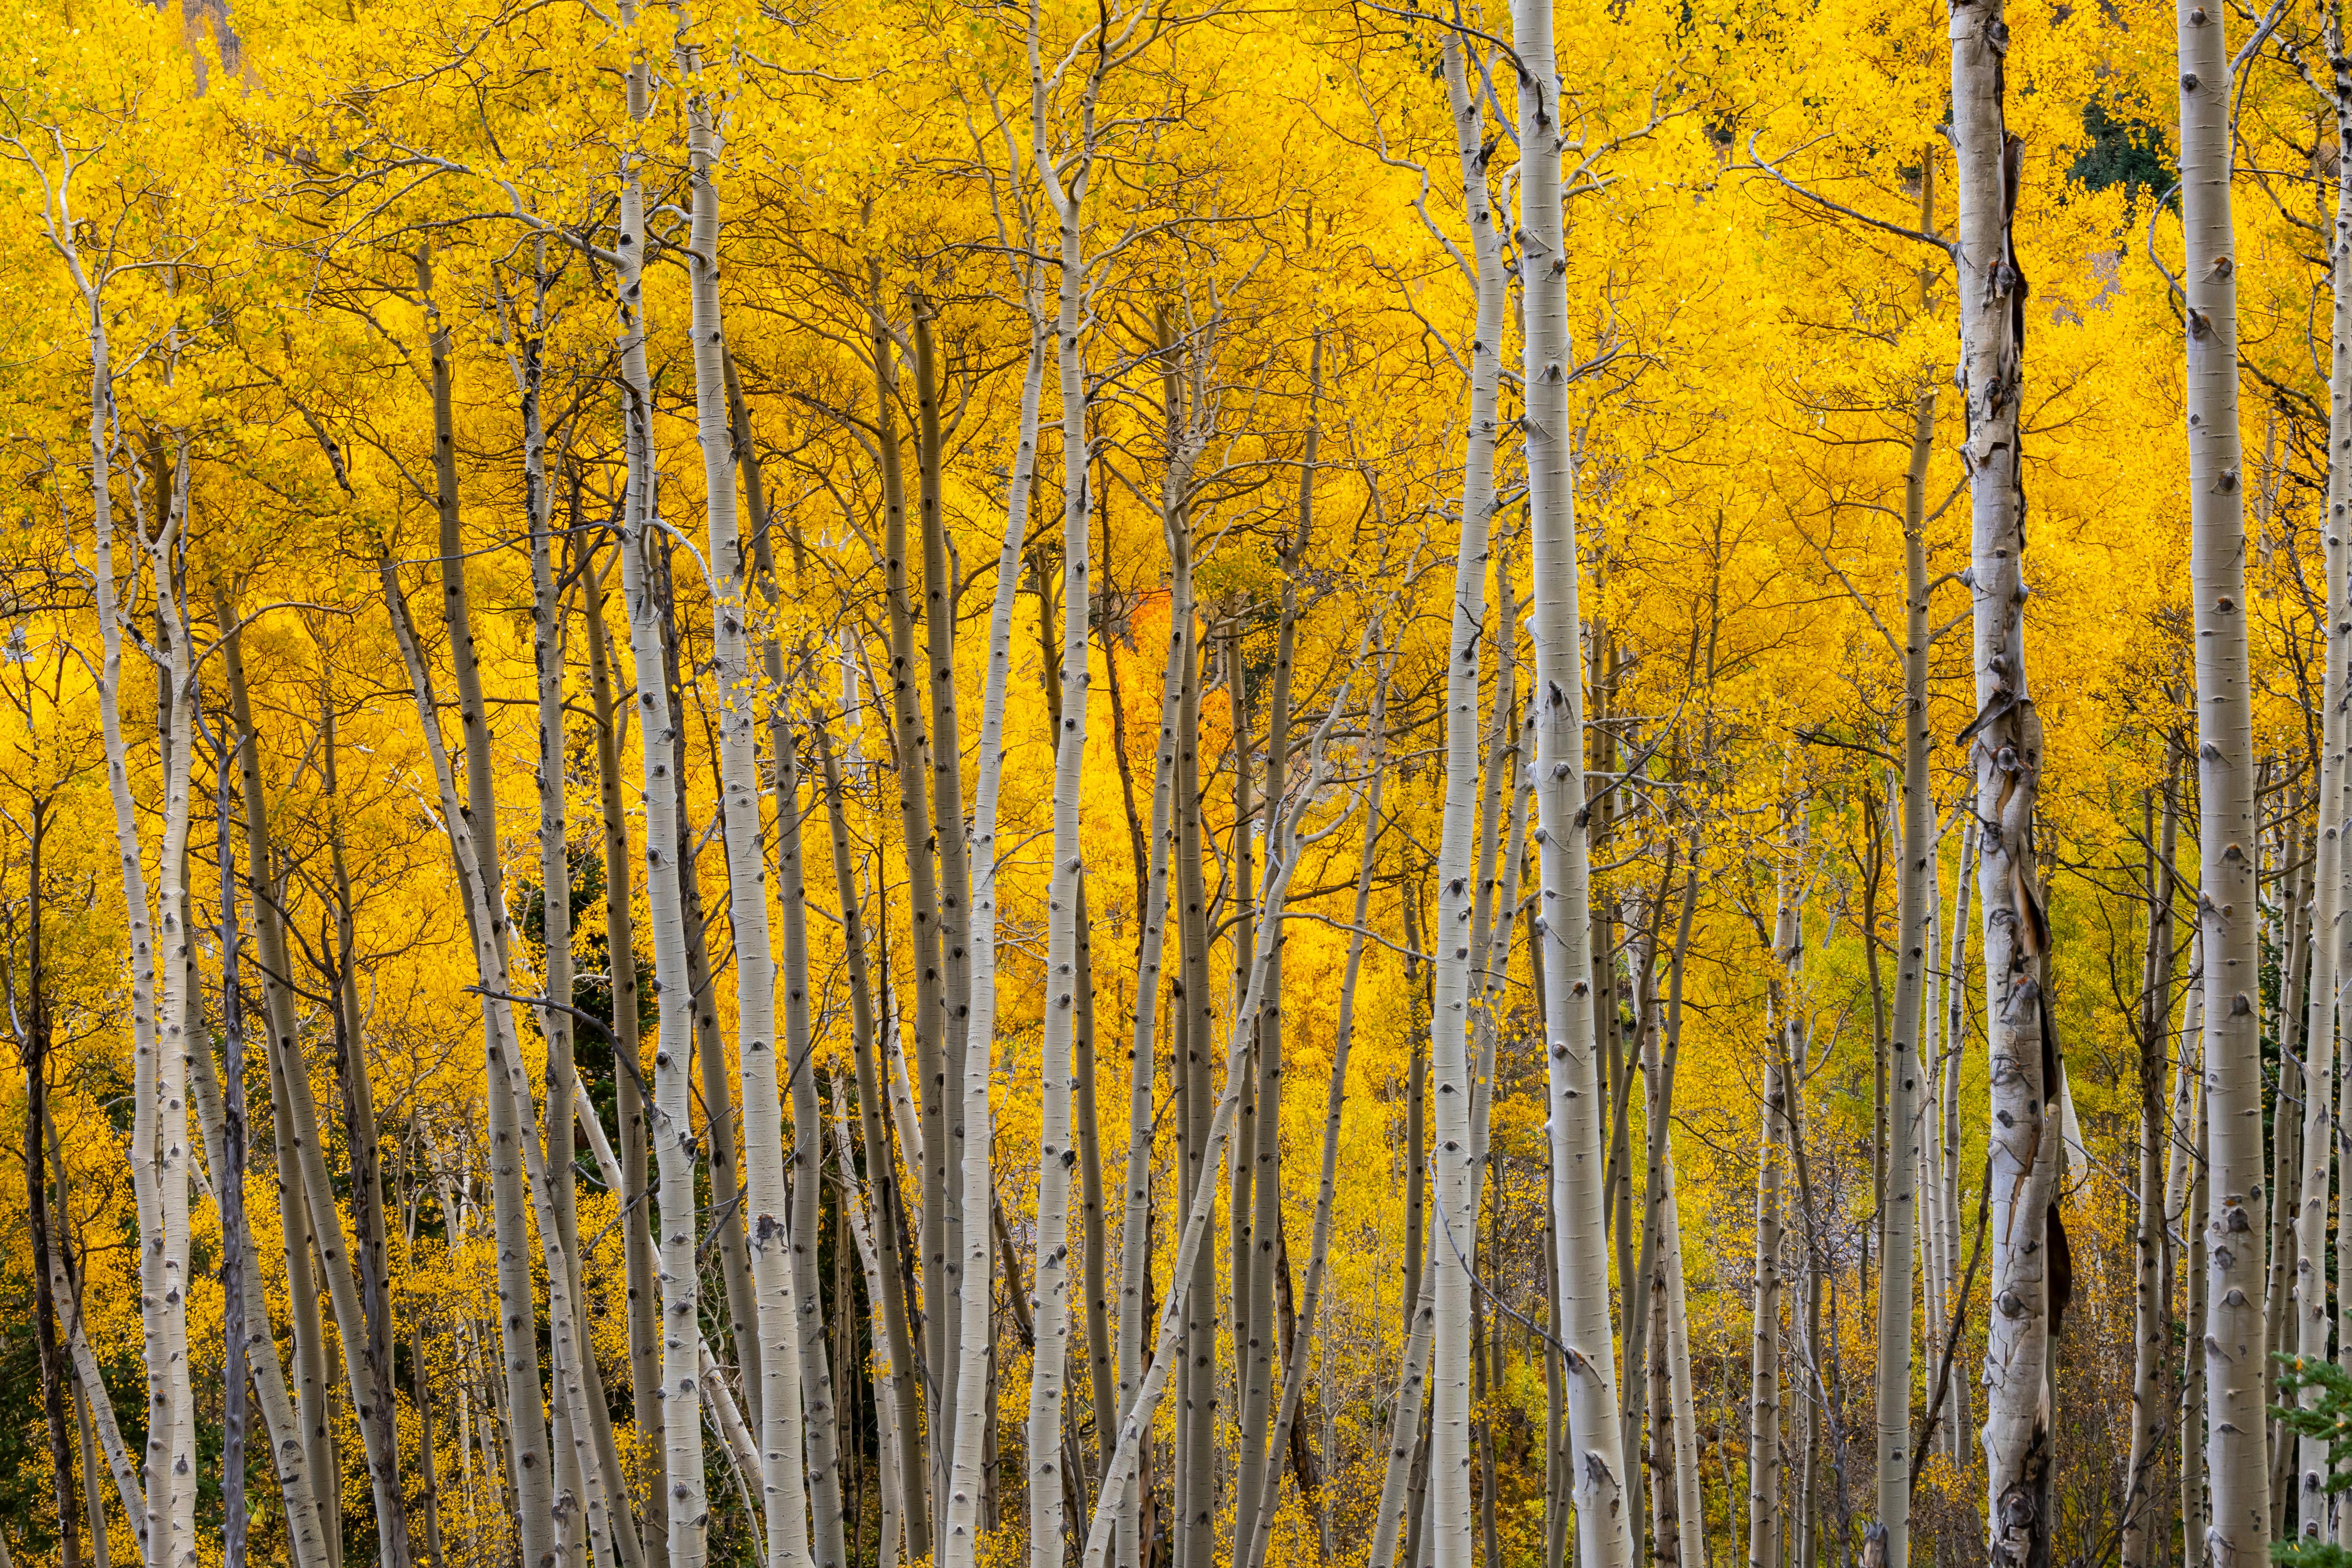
[2180,0,2271,1548]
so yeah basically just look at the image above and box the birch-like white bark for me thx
[1427,38,1505,1568]
[2307,24,2352,1545]
[939,218,1051,1568]
[1024,18,1101,1547]
[1510,0,1634,1549]
[673,66,827,1568]
[2180,0,2270,1550]
[1874,387,1936,1566]
[611,14,708,1558]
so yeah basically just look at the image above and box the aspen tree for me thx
[585,550,667,1568]
[913,298,976,1404]
[1512,0,1636,1545]
[1660,1151,1705,1568]
[1950,0,2058,1540]
[2124,772,2181,1566]
[1022,0,1133,1544]
[1873,384,1936,1568]
[2180,0,2272,1549]
[1237,654,1390,1568]
[941,212,1051,1568]
[1748,889,1795,1568]
[612,14,708,1544]
[2306,18,2352,1546]
[672,50,834,1568]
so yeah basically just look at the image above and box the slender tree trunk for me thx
[585,549,668,1568]
[2124,774,2181,1567]
[818,726,932,1562]
[938,270,1049,1568]
[1874,387,1936,1567]
[23,809,80,1568]
[869,290,952,1535]
[2180,0,2270,1546]
[1239,655,1387,1568]
[1513,0,1634,1546]
[912,300,976,1433]
[1748,898,1795,1568]
[610,77,710,1552]
[1662,1153,1705,1568]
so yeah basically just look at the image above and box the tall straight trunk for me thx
[2311,38,2352,1550]
[1953,0,2055,1541]
[2267,833,2312,1525]
[1073,663,1367,1568]
[2184,1087,2211,1564]
[1513,0,1633,1549]
[322,682,404,1548]
[1228,623,1258,1387]
[1175,588,1218,1568]
[818,726,932,1562]
[1119,310,1202,1566]
[585,551,667,1568]
[220,619,344,1559]
[22,807,79,1568]
[1239,656,1388,1568]
[2298,815,2339,1537]
[1625,857,1698,1555]
[938,271,1050,1568]
[2180,0,2270,1548]
[1662,1153,1705,1568]
[2124,775,2181,1566]
[1407,48,1511,1568]
[1025,58,1101,1562]
[1747,897,1795,1568]
[1874,387,1936,1566]
[1940,826,1976,1463]
[663,582,764,1437]
[1233,333,1321,1555]
[912,302,975,1416]
[611,52,709,1552]
[183,920,332,1568]
[869,288,952,1526]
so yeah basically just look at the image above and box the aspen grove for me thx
[5,0,2342,1565]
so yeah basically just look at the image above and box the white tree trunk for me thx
[1510,0,1635,1550]
[1428,34,1507,1568]
[940,261,1050,1568]
[1023,44,1098,1553]
[2179,0,2270,1552]
[1874,387,1936,1566]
